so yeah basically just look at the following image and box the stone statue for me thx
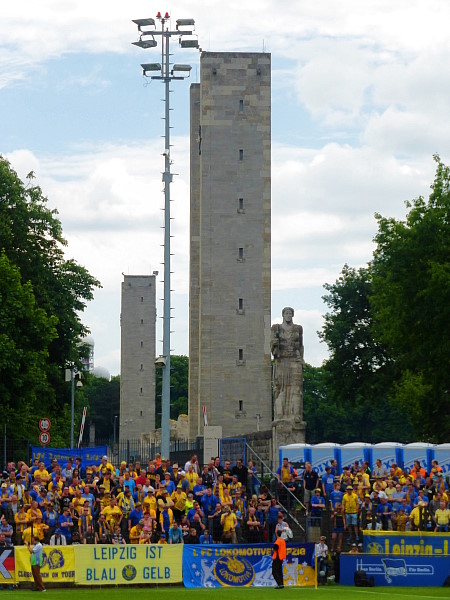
[270,307,304,420]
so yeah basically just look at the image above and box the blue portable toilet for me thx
[371,442,403,473]
[278,443,311,469]
[434,443,450,478]
[402,442,435,473]
[309,443,340,477]
[339,443,372,475]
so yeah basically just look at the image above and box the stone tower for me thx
[189,52,272,438]
[120,274,156,441]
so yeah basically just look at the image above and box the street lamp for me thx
[132,12,198,460]
[69,367,83,449]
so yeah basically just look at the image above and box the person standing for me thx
[27,535,45,592]
[272,529,286,589]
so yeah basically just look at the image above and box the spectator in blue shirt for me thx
[168,521,183,544]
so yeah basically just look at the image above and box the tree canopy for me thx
[320,156,449,442]
[0,157,101,444]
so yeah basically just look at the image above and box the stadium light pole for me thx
[132,12,198,460]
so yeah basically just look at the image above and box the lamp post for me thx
[132,12,198,460]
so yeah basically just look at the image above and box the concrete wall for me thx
[120,275,156,440]
[189,52,272,439]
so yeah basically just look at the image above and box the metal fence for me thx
[106,437,204,467]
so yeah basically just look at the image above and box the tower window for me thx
[140,341,144,348]
[239,99,244,112]
[239,400,243,412]
[141,319,144,324]
[140,364,144,371]
[237,197,245,213]
[239,348,244,361]
[141,296,144,303]
[238,247,244,260]
[239,298,244,310]
[239,149,244,161]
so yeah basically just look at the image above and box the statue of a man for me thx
[270,307,304,420]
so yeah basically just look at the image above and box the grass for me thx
[0,587,448,599]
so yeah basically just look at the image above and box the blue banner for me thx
[341,553,450,586]
[363,531,450,556]
[182,543,315,588]
[32,446,107,468]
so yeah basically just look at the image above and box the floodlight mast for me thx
[132,12,197,460]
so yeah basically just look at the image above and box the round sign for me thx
[39,431,51,445]
[39,418,51,432]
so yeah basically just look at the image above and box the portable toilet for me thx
[402,442,435,474]
[279,444,311,470]
[371,442,403,473]
[309,443,340,477]
[339,443,372,475]
[434,443,450,478]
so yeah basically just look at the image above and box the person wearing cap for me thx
[163,473,176,495]
[315,535,329,582]
[129,501,144,529]
[159,503,174,537]
[130,519,144,543]
[409,500,429,531]
[157,532,168,545]
[98,456,115,477]
[310,489,325,527]
[182,492,193,516]
[143,487,157,513]
[360,494,375,530]
[342,485,360,543]
[50,527,67,546]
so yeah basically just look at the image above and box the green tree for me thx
[83,375,120,441]
[0,157,101,446]
[319,265,413,442]
[0,251,58,438]
[155,355,189,427]
[371,156,450,439]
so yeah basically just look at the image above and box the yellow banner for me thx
[75,544,183,585]
[15,547,75,582]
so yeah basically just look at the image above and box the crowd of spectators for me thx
[298,457,450,552]
[0,454,448,550]
[0,454,297,547]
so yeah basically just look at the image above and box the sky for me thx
[1,1,449,376]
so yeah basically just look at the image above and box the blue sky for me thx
[2,1,449,376]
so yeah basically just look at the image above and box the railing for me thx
[245,442,306,534]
